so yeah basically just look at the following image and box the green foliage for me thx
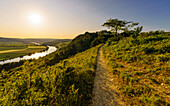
[140,35,168,44]
[131,26,143,39]
[69,32,98,51]
[91,36,105,47]
[0,45,101,105]
[47,31,110,65]
[90,30,112,47]
[102,19,129,37]
[0,30,106,105]
[0,45,46,61]
[42,39,71,47]
[55,41,70,48]
[0,42,29,47]
[102,32,170,105]
[102,18,142,40]
[140,30,165,37]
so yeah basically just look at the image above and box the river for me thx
[0,46,57,65]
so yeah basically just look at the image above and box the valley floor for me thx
[0,49,25,53]
[0,46,46,61]
[92,46,124,106]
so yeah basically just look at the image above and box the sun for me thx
[29,13,42,24]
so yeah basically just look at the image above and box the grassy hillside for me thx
[42,39,71,46]
[1,28,169,105]
[46,31,110,65]
[0,31,106,71]
[0,31,107,105]
[0,44,101,105]
[102,33,170,105]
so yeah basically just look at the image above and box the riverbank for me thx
[0,46,47,61]
[0,46,57,71]
[0,46,57,65]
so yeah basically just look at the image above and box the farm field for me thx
[0,45,46,61]
[0,49,25,53]
[0,47,25,51]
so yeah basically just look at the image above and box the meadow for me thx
[102,32,170,105]
[0,47,25,51]
[0,43,46,61]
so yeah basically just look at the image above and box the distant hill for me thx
[0,37,28,44]
[42,39,71,46]
[0,37,71,44]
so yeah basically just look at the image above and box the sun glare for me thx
[29,13,42,24]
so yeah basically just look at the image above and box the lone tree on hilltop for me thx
[102,19,128,37]
[102,18,142,39]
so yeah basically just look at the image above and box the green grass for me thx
[0,47,25,51]
[28,46,46,48]
[0,42,29,47]
[1,31,169,105]
[56,41,70,48]
[102,34,170,105]
[0,46,46,61]
[0,44,101,105]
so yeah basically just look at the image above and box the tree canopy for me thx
[102,18,142,38]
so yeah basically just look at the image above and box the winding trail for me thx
[92,46,124,106]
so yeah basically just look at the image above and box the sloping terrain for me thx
[0,45,101,105]
[92,46,124,106]
[0,31,109,105]
[102,33,170,105]
[1,30,169,105]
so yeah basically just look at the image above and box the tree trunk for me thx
[115,28,118,37]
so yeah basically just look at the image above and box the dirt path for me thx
[92,46,124,106]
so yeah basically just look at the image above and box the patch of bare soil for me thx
[92,46,124,106]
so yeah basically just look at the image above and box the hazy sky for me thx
[0,0,170,38]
